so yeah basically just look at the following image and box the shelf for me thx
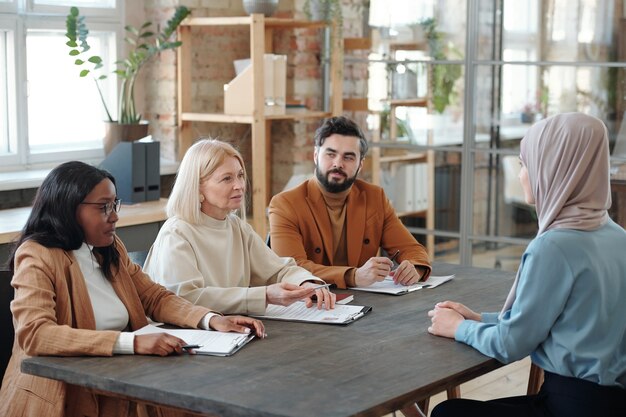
[267,111,331,120]
[181,111,331,123]
[396,209,427,218]
[181,112,254,124]
[344,37,372,51]
[177,15,341,237]
[389,98,428,107]
[343,98,369,112]
[379,152,427,164]
[182,16,327,29]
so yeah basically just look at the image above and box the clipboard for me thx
[133,325,255,356]
[253,303,372,325]
[351,275,455,295]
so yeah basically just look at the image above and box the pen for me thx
[308,283,332,290]
[389,250,400,263]
[182,344,202,350]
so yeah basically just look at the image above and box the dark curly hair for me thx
[314,116,368,160]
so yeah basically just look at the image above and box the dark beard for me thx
[315,166,358,193]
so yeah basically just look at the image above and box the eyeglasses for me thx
[80,199,122,216]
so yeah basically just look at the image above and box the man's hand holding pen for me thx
[355,256,394,287]
[389,260,422,285]
[387,249,423,285]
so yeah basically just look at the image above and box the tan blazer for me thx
[0,237,211,417]
[268,178,431,288]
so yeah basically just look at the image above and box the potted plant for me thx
[419,18,462,114]
[65,6,191,153]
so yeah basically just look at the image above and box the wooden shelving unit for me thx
[371,101,435,258]
[177,15,342,236]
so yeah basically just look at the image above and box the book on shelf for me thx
[351,275,455,295]
[133,324,254,357]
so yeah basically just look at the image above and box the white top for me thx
[74,243,134,354]
[144,213,322,315]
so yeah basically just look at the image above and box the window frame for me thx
[0,0,124,172]
[0,16,19,167]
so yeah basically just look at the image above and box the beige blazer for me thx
[269,178,431,288]
[0,237,211,417]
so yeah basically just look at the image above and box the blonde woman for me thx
[144,139,335,315]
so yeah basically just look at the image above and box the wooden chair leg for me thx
[416,398,429,416]
[527,363,544,395]
[446,385,461,399]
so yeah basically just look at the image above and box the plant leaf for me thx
[69,50,80,56]
[88,56,102,64]
[74,59,84,65]
[79,69,90,77]
[125,25,139,36]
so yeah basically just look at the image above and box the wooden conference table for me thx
[22,262,515,417]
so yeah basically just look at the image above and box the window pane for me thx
[26,29,116,153]
[478,0,620,63]
[0,29,11,156]
[471,240,526,272]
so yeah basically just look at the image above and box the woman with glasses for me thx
[0,161,264,417]
[427,113,626,417]
[143,139,335,315]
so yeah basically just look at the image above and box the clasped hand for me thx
[266,282,336,310]
[427,301,481,339]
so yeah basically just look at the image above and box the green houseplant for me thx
[65,6,191,151]
[420,18,462,114]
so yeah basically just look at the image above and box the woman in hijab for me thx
[427,113,626,417]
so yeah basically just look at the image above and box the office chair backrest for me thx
[0,267,14,385]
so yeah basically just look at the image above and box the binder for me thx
[145,141,161,201]
[100,140,161,204]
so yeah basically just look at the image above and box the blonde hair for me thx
[167,138,247,224]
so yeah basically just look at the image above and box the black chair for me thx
[0,267,14,386]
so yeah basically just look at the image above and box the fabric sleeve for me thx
[113,332,135,354]
[143,224,267,315]
[454,241,574,364]
[11,244,120,357]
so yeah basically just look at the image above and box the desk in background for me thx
[22,263,515,417]
[0,199,168,262]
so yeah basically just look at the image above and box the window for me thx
[0,18,16,158]
[0,0,121,170]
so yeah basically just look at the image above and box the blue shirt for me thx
[456,219,626,388]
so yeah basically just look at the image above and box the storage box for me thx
[224,54,286,115]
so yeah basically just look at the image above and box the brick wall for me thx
[145,0,368,195]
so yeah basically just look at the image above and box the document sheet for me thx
[254,302,371,325]
[134,324,254,356]
[351,274,455,295]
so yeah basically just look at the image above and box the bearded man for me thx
[268,116,431,289]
